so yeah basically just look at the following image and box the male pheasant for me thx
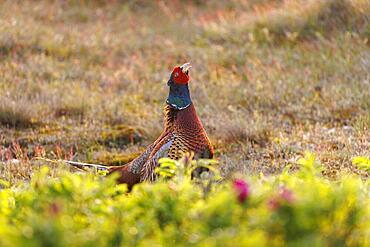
[67,63,213,189]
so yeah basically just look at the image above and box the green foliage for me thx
[0,154,368,246]
[352,156,370,172]
[156,153,220,181]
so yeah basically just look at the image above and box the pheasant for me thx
[66,63,213,189]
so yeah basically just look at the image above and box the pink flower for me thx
[233,179,250,203]
[48,202,61,217]
[280,187,294,204]
[268,198,280,210]
[268,187,294,210]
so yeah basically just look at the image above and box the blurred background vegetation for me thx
[0,0,369,182]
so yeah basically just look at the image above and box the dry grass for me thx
[0,0,369,183]
[0,97,39,128]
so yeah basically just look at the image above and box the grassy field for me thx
[0,0,369,180]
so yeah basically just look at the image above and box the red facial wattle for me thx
[172,66,190,85]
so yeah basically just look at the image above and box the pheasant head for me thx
[167,62,192,110]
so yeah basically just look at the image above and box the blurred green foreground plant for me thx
[0,152,369,247]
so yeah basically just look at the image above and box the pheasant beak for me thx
[180,62,191,74]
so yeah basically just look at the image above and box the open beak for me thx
[180,62,192,74]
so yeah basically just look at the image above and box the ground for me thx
[0,0,369,184]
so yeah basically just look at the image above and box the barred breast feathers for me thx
[140,104,213,181]
[128,105,176,175]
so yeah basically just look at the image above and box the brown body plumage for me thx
[107,103,213,189]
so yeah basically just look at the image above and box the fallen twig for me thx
[33,157,109,171]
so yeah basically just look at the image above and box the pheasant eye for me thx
[175,72,179,77]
